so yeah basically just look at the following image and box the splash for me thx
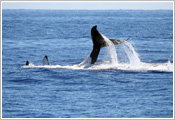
[78,55,92,67]
[21,37,173,72]
[122,41,140,67]
[100,33,118,65]
[78,33,118,67]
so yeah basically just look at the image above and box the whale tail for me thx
[43,56,49,65]
[90,46,101,64]
[90,25,129,64]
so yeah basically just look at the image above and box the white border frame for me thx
[1,1,174,120]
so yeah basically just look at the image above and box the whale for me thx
[25,26,128,66]
[90,25,129,64]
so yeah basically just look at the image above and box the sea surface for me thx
[2,10,173,118]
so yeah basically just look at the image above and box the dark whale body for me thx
[25,26,128,66]
[90,25,129,64]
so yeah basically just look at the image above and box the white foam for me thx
[21,61,173,72]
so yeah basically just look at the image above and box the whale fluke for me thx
[109,38,129,46]
[90,25,129,64]
[43,56,49,65]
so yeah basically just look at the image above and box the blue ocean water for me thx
[2,10,173,118]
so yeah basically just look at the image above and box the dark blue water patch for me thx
[154,59,173,63]
[139,49,169,54]
[147,70,173,73]
[148,88,168,92]
[9,78,42,84]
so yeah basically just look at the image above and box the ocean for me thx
[2,10,173,118]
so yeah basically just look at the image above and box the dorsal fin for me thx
[26,60,29,66]
[43,56,49,65]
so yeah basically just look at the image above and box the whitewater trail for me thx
[22,34,173,72]
[21,60,173,72]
